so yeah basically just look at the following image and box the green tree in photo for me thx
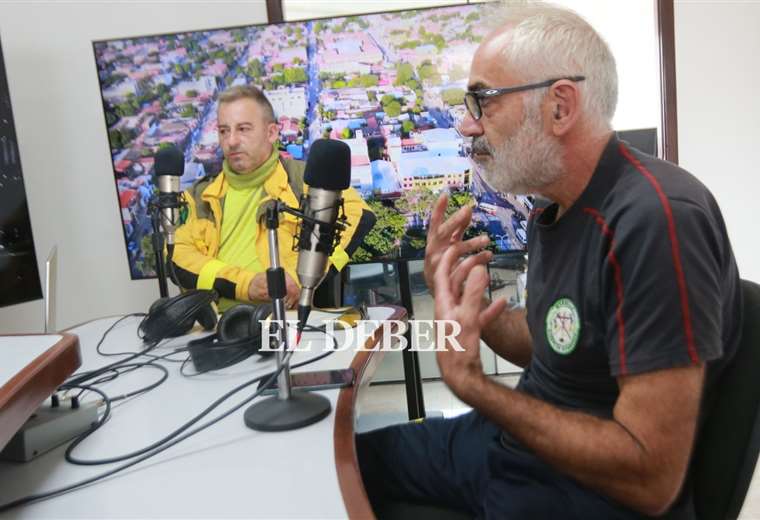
[116,102,137,118]
[430,34,446,51]
[397,186,438,226]
[180,104,197,118]
[349,74,379,88]
[352,200,406,260]
[139,235,156,275]
[105,111,118,127]
[283,67,307,84]
[109,129,123,149]
[441,87,466,106]
[396,62,414,86]
[399,40,421,50]
[446,190,474,218]
[248,59,265,79]
[401,120,415,135]
[385,100,401,117]
[398,186,440,250]
[417,61,440,84]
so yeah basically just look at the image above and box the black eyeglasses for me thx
[464,76,585,121]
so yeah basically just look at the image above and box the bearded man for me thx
[356,4,742,519]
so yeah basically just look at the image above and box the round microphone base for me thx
[244,391,331,432]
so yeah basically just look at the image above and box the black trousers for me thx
[356,410,642,519]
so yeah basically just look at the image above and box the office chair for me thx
[686,279,760,520]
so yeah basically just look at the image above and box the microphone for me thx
[296,139,351,333]
[154,145,185,247]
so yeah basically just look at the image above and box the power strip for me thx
[0,399,99,462]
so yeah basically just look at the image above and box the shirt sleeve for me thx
[601,198,725,377]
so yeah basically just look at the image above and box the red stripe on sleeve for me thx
[583,207,628,375]
[618,143,700,364]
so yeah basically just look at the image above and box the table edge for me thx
[334,305,407,520]
[0,333,82,450]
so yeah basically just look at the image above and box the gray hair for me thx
[490,1,618,131]
[218,85,276,123]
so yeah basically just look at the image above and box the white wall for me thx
[674,0,760,284]
[0,1,267,333]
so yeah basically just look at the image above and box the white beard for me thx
[471,100,564,195]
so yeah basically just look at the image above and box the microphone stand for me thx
[149,190,185,297]
[149,205,169,298]
[244,202,332,432]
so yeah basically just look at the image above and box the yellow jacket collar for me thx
[201,159,297,207]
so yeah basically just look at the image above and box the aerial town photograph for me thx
[94,3,531,279]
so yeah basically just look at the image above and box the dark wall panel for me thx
[0,37,42,307]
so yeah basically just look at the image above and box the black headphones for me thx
[140,290,275,372]
[139,290,219,344]
[185,302,274,372]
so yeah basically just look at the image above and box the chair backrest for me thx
[691,279,760,520]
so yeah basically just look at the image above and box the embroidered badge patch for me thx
[545,298,581,355]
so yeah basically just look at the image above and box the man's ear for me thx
[267,121,279,144]
[549,80,581,137]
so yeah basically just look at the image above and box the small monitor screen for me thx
[0,37,42,307]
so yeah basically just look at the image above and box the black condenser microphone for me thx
[296,139,351,332]
[154,145,185,247]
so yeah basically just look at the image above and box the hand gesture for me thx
[433,242,507,394]
[424,194,491,296]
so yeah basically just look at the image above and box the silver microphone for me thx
[154,145,185,246]
[296,186,342,309]
[296,139,351,331]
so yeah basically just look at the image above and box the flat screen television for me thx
[93,2,533,279]
[0,37,42,307]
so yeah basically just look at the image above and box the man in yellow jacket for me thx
[171,85,375,312]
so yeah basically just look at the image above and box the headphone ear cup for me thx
[149,297,169,315]
[196,303,218,331]
[218,304,259,342]
[141,290,217,343]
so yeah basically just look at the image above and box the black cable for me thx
[0,354,291,513]
[0,319,342,510]
[63,363,168,464]
[61,326,337,467]
[0,318,338,512]
[72,363,169,403]
[65,341,161,389]
[95,313,147,357]
[68,296,209,388]
[96,315,187,363]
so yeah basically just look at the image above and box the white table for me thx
[0,306,404,519]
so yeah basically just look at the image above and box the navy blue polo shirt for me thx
[517,135,742,419]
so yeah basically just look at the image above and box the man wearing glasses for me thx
[357,3,741,519]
